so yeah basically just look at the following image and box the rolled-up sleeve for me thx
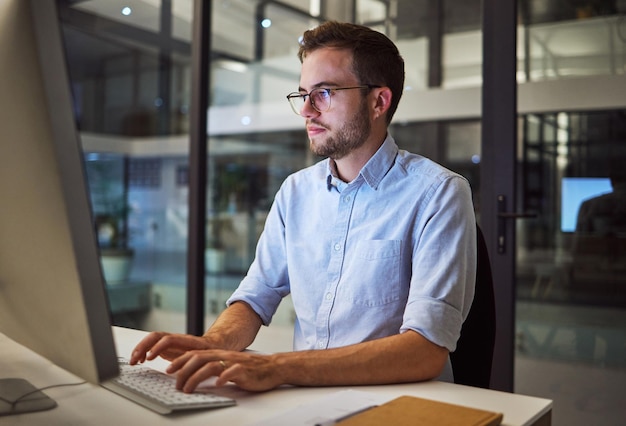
[400,175,476,352]
[226,187,291,326]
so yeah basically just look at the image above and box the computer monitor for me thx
[561,177,613,232]
[0,0,119,411]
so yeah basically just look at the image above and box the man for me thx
[130,21,476,393]
[575,169,626,235]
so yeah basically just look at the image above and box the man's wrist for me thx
[200,331,224,349]
[269,352,292,386]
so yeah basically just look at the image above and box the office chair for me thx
[450,224,496,388]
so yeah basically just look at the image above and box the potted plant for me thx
[95,209,134,284]
[86,155,134,284]
[205,160,250,274]
[205,214,227,274]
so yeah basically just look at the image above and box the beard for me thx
[309,99,371,160]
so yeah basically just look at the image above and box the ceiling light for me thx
[121,6,132,16]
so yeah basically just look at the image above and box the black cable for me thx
[0,381,87,410]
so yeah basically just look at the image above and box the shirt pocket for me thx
[342,239,402,306]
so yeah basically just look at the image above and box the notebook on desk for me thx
[337,395,503,426]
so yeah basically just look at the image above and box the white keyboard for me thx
[102,359,236,415]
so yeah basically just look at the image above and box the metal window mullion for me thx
[187,0,212,335]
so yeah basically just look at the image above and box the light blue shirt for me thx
[227,135,476,380]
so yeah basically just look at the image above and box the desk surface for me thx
[0,327,552,426]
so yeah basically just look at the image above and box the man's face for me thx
[299,48,372,160]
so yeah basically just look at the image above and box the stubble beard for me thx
[309,100,371,160]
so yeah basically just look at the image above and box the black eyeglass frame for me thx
[286,84,381,115]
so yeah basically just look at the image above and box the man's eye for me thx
[315,90,330,100]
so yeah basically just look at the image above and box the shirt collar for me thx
[325,134,398,191]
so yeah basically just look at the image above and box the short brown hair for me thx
[298,21,405,125]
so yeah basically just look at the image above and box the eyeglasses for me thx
[286,84,380,115]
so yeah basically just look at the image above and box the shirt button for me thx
[325,292,332,300]
[343,195,351,203]
[334,243,341,251]
[318,341,325,348]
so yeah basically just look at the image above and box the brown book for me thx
[337,395,503,426]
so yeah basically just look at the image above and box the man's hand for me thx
[129,302,264,365]
[167,350,283,393]
[129,332,216,364]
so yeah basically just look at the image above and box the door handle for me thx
[496,195,538,253]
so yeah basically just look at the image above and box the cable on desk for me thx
[0,380,87,410]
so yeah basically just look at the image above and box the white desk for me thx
[0,327,552,425]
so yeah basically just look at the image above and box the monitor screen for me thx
[561,177,613,232]
[0,0,118,388]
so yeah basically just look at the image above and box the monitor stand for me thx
[0,378,57,416]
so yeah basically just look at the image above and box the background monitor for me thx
[561,177,613,232]
[0,0,118,400]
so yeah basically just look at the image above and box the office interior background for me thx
[55,0,624,424]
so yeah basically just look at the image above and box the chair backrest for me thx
[450,224,496,388]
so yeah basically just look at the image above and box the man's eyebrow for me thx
[298,81,340,92]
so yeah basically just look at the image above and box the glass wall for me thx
[514,110,626,424]
[59,0,193,328]
[516,110,626,354]
[512,3,626,425]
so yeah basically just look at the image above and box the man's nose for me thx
[300,96,319,118]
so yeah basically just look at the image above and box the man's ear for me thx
[372,87,393,121]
